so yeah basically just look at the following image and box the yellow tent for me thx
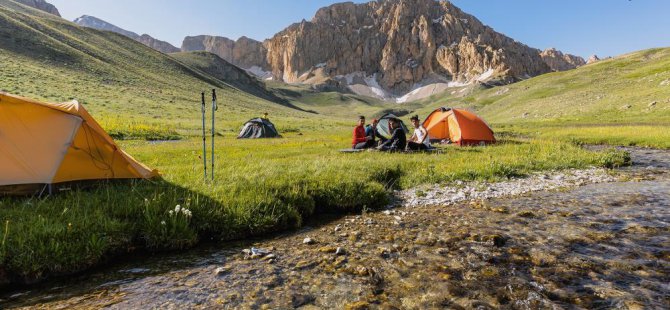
[0,92,158,194]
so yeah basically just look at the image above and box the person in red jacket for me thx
[352,116,368,149]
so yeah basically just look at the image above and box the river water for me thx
[2,148,669,309]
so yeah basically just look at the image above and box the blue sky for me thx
[49,0,670,58]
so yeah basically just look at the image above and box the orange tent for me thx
[0,92,158,194]
[423,107,496,146]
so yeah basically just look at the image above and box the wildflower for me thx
[161,221,166,225]
[169,210,174,216]
[175,205,181,213]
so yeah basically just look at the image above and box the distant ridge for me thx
[74,15,180,54]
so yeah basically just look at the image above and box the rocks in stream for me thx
[397,168,616,208]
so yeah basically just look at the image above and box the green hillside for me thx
[413,48,670,124]
[169,51,290,106]
[0,0,311,136]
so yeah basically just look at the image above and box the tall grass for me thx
[0,131,628,284]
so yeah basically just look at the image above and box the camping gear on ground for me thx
[423,107,496,146]
[375,113,410,140]
[0,92,158,195]
[339,149,364,153]
[237,118,280,139]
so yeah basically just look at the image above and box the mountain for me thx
[587,55,601,64]
[540,48,587,72]
[183,0,585,102]
[137,34,180,53]
[264,0,586,99]
[73,15,180,54]
[181,35,272,79]
[12,0,58,16]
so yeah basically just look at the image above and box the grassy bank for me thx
[0,130,628,285]
[497,123,670,149]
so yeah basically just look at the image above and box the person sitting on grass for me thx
[377,117,406,152]
[365,118,386,147]
[407,115,431,151]
[352,116,369,149]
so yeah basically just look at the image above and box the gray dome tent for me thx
[375,113,409,139]
[237,118,280,139]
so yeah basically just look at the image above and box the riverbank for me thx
[0,135,629,288]
[2,147,667,309]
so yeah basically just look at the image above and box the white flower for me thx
[169,210,174,216]
[161,221,166,225]
[175,205,181,213]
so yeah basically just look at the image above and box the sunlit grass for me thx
[503,124,670,149]
[0,129,629,281]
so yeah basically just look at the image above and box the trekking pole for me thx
[201,92,207,180]
[211,89,218,181]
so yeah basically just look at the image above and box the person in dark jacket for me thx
[377,118,406,151]
[365,118,386,147]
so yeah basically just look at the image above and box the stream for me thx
[1,147,669,309]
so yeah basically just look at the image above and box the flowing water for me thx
[1,148,669,309]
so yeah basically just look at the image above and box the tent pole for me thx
[201,92,207,181]
[211,89,217,181]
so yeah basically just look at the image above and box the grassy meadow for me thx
[0,0,664,286]
[0,130,629,283]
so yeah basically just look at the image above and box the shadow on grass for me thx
[0,171,396,290]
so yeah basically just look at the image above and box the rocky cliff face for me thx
[137,34,180,53]
[74,15,180,54]
[587,55,601,64]
[540,48,586,71]
[181,35,269,70]
[265,0,557,95]
[13,0,59,17]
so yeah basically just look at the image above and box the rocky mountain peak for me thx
[263,0,560,100]
[181,35,270,73]
[587,55,601,64]
[13,0,59,16]
[137,34,180,53]
[540,48,586,72]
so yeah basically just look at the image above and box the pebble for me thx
[214,267,230,276]
[335,247,346,255]
[261,254,276,261]
[303,237,315,245]
[334,224,342,232]
[648,101,657,107]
